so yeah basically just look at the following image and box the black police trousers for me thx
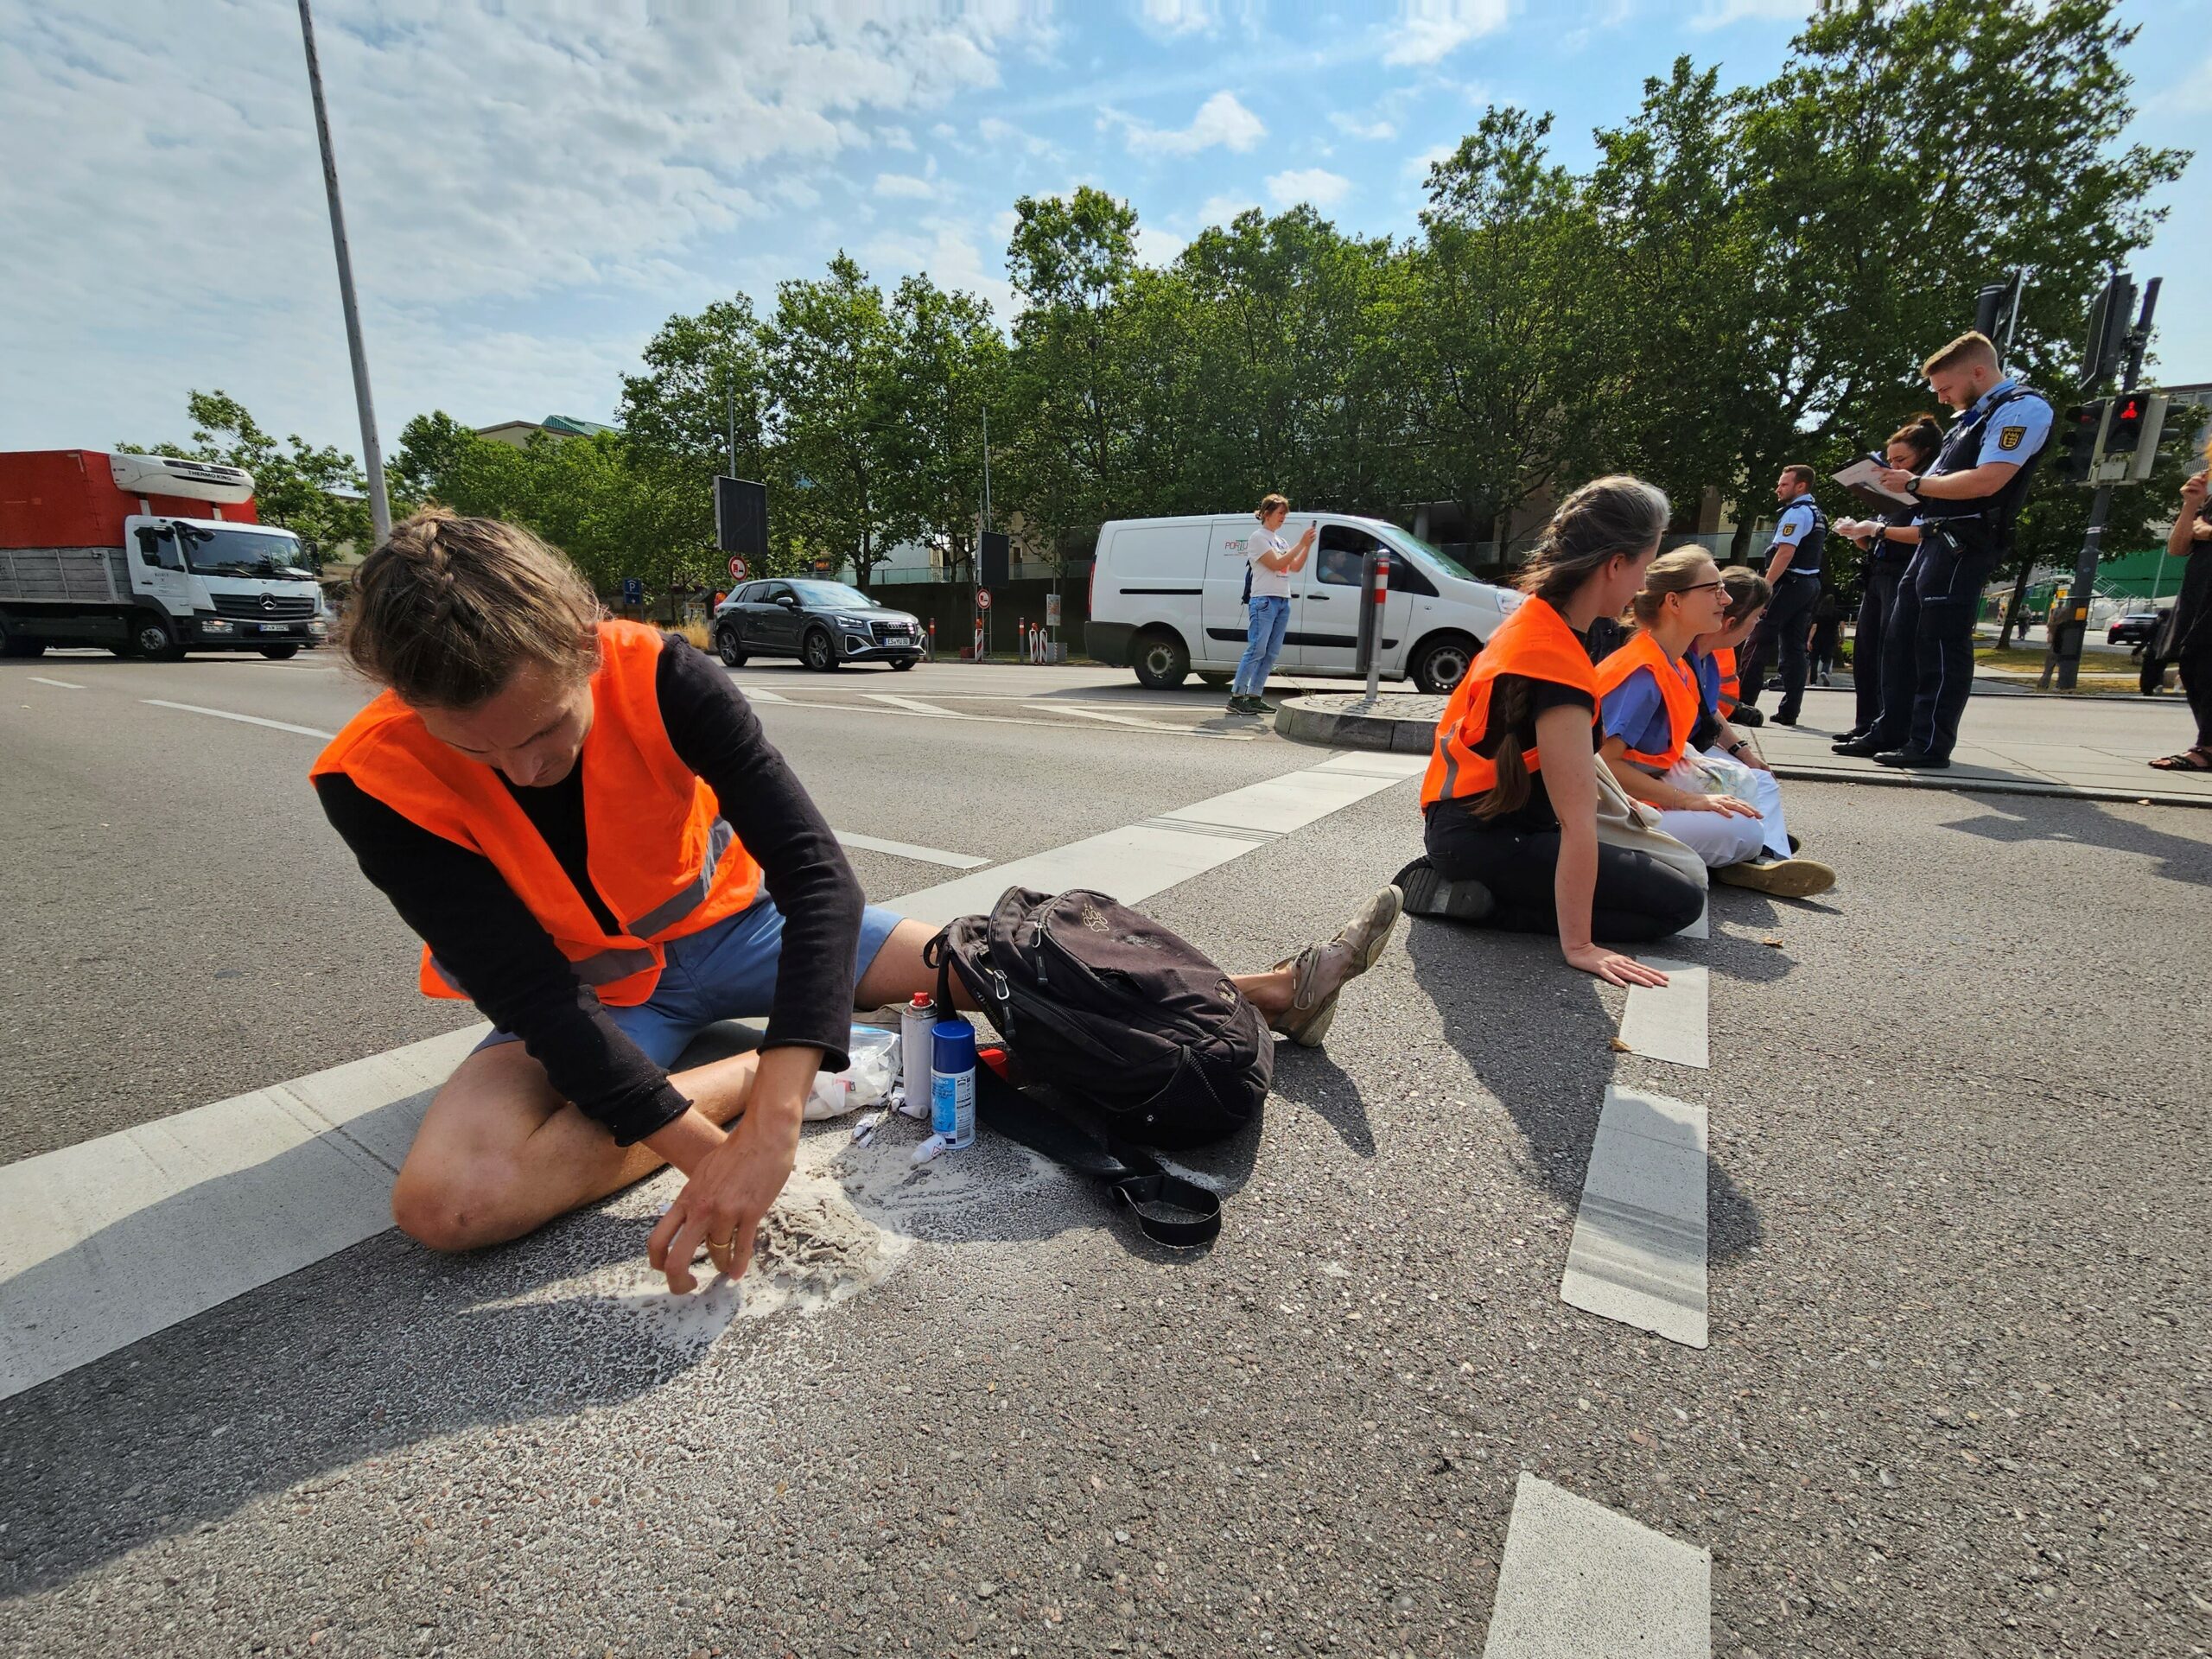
[1869,524,2000,760]
[1739,570,1822,720]
[1853,559,1907,734]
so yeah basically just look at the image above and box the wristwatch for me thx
[1904,474,1924,495]
[1727,739,1751,755]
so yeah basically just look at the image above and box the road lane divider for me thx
[0,748,1426,1395]
[1615,959,1708,1069]
[741,685,790,703]
[0,1027,485,1403]
[862,692,965,717]
[1558,1085,1709,1349]
[142,699,338,741]
[833,830,990,870]
[1480,1473,1710,1656]
[886,751,1426,925]
[28,676,86,690]
[1022,702,1216,734]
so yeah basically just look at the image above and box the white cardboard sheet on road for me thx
[0,1027,484,1402]
[1482,1474,1711,1658]
[1559,1086,1709,1349]
[0,750,1426,1401]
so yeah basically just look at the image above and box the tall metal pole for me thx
[726,381,738,476]
[297,0,390,546]
[2056,277,2160,691]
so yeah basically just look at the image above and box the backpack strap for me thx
[970,1058,1222,1249]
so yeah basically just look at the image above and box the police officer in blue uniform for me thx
[1836,331,2053,768]
[1734,464,1828,727]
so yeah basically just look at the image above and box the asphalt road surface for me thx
[2,645,2206,1657]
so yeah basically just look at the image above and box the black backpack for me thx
[925,887,1273,1246]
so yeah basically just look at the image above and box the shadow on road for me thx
[1938,795,2212,887]
[1266,1045,1377,1159]
[1401,916,1764,1262]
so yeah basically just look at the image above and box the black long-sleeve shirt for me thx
[316,634,862,1144]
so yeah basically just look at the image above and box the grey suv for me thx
[711,579,925,672]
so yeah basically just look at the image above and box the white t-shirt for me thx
[1244,524,1293,600]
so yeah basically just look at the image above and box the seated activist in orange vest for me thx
[1595,550,1835,897]
[1394,476,1700,988]
[1687,568,1767,753]
[315,511,1400,1292]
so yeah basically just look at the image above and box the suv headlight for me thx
[836,613,874,631]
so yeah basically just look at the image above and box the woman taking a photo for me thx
[2148,444,2212,772]
[1833,416,1942,747]
[1594,550,1835,898]
[1398,475,1700,988]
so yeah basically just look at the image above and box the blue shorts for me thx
[477,898,906,1068]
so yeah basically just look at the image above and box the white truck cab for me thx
[0,449,329,660]
[1084,512,1518,694]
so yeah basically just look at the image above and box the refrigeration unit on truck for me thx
[0,448,330,660]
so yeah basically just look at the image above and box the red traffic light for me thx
[2116,396,2143,423]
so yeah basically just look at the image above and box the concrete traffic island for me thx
[1274,690,1446,754]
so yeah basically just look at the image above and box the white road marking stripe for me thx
[28,676,85,689]
[1024,702,1210,734]
[1559,1086,1708,1347]
[0,749,1426,1394]
[142,698,338,741]
[1679,898,1709,940]
[887,751,1423,925]
[1617,959,1708,1069]
[1481,1473,1710,1657]
[863,692,964,717]
[747,688,1255,741]
[835,830,990,869]
[0,1027,484,1403]
[741,685,790,703]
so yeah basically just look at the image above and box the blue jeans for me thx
[1233,595,1291,696]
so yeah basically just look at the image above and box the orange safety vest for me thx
[1714,645,1741,716]
[1421,597,1599,808]
[1595,631,1700,772]
[310,620,763,1006]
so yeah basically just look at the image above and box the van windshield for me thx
[174,524,311,578]
[1376,527,1477,583]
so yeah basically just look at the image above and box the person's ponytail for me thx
[1472,676,1535,820]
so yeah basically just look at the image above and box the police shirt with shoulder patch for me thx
[1769,501,1815,551]
[1974,385,2053,467]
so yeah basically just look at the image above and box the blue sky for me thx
[1,0,2205,462]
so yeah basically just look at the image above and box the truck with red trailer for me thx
[0,449,330,660]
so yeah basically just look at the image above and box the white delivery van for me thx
[1084,512,1518,694]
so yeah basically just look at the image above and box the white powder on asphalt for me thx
[483,1120,1067,1357]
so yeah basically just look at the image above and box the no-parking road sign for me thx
[976,588,992,612]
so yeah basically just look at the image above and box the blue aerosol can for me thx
[930,1020,977,1150]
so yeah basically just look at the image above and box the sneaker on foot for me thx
[1226,696,1257,715]
[1713,855,1836,899]
[1268,884,1403,1047]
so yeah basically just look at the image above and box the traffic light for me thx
[2056,399,2107,486]
[2106,392,2171,482]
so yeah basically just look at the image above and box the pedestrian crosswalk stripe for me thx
[1481,1474,1710,1657]
[1559,1086,1709,1349]
[863,693,964,717]
[834,830,990,869]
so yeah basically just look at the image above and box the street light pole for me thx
[297,0,391,546]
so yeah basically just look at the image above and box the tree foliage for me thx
[123,390,372,567]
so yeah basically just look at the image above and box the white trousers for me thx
[1653,749,1791,867]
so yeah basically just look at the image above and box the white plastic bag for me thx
[803,1027,899,1121]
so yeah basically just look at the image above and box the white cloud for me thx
[866,221,1017,324]
[1403,142,1458,185]
[1265,168,1351,210]
[977,115,1058,159]
[1688,0,1807,29]
[1196,194,1262,228]
[1134,0,1216,36]
[1103,90,1267,157]
[1330,111,1398,141]
[875,172,939,200]
[1382,0,1512,67]
[1135,225,1187,267]
[0,0,1047,453]
[879,124,918,151]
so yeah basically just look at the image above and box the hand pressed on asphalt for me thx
[646,1055,810,1294]
[1565,942,1669,988]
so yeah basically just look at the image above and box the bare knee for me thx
[391,1165,525,1253]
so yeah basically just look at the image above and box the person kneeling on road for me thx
[313,511,1400,1292]
[1395,475,1700,987]
[1596,550,1835,899]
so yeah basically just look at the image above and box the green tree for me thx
[124,390,372,567]
[880,274,1007,576]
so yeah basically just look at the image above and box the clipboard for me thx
[1831,454,1916,513]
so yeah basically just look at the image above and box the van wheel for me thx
[1410,632,1478,696]
[259,645,300,660]
[802,627,841,671]
[132,613,186,663]
[1133,629,1190,690]
[1198,671,1232,689]
[715,626,747,668]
